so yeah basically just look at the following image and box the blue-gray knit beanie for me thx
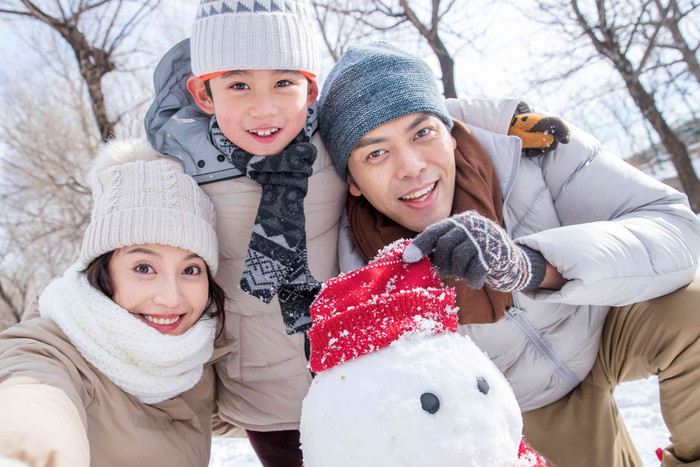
[319,42,454,179]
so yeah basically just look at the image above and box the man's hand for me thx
[509,113,570,157]
[403,211,547,292]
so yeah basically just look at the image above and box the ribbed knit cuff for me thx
[520,246,547,291]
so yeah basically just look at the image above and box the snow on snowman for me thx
[300,240,547,467]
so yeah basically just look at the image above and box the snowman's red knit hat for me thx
[308,240,458,373]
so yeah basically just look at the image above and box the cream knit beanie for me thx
[80,139,219,274]
[190,0,319,78]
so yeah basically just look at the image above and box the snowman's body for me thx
[300,325,523,467]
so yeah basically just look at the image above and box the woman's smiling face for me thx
[108,244,209,335]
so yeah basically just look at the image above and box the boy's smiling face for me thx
[189,69,318,156]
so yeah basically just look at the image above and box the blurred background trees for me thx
[0,0,698,329]
[0,0,187,328]
[526,0,700,210]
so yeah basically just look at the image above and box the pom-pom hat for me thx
[318,42,454,179]
[308,240,457,373]
[190,0,319,80]
[80,139,219,274]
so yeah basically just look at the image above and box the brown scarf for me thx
[347,120,513,324]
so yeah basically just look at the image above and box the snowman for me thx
[300,240,546,467]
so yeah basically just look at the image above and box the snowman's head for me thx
[301,241,523,467]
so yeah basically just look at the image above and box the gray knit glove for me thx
[403,210,547,292]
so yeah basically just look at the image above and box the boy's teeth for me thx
[401,183,436,201]
[144,315,180,325]
[250,128,279,136]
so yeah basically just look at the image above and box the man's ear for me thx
[306,81,319,106]
[347,173,362,197]
[187,76,215,114]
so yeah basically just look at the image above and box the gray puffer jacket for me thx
[340,97,700,411]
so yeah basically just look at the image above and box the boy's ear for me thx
[187,76,215,114]
[306,81,319,106]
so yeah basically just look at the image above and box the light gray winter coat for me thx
[340,97,700,412]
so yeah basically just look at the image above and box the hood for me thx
[144,39,243,184]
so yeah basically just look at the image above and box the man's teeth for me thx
[249,128,280,136]
[401,183,436,201]
[143,315,181,325]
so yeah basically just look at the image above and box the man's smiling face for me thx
[346,112,457,232]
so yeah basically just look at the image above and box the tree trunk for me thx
[571,0,700,211]
[429,36,457,99]
[399,0,457,98]
[0,281,21,324]
[77,54,115,142]
[62,31,116,142]
[623,71,700,211]
[3,1,116,141]
[615,64,700,211]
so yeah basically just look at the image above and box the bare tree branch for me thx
[564,0,700,210]
[0,0,166,330]
[0,0,161,141]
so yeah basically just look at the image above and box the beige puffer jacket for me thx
[0,316,229,466]
[203,133,346,431]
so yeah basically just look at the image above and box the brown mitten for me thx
[509,109,570,157]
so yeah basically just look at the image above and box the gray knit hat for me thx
[190,0,319,78]
[319,42,454,180]
[80,139,219,274]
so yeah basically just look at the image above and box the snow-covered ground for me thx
[209,437,261,466]
[616,377,670,465]
[209,376,670,466]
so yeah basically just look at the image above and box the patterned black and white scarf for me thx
[210,116,320,334]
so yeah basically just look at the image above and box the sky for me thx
[1,0,697,162]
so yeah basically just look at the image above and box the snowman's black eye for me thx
[420,392,440,414]
[477,376,490,395]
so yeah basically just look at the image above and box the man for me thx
[318,42,700,466]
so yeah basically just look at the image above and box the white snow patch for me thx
[210,377,670,466]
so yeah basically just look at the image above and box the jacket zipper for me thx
[494,136,580,389]
[506,298,580,389]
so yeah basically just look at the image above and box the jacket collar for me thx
[144,39,244,184]
[463,123,522,207]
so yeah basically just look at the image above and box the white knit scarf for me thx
[39,262,216,404]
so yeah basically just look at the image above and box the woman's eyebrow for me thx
[125,247,160,257]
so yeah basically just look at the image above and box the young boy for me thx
[145,1,347,465]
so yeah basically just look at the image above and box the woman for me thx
[0,139,228,466]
